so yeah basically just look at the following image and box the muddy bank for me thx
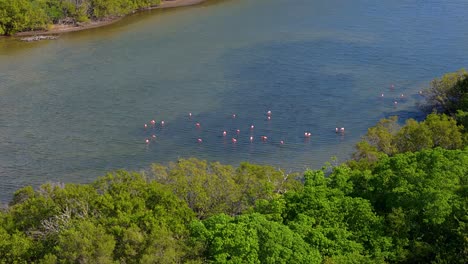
[14,0,207,37]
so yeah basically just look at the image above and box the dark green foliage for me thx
[350,148,468,263]
[282,169,392,263]
[190,213,322,263]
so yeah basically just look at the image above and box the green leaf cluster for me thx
[0,0,162,35]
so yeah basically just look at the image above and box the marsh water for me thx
[1,0,467,201]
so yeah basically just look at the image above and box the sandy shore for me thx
[14,0,207,37]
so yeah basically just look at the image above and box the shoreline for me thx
[13,0,207,37]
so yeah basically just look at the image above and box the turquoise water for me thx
[0,0,467,201]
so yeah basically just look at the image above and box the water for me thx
[0,0,467,201]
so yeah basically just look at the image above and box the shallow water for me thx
[0,0,467,201]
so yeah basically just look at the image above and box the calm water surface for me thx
[0,0,467,201]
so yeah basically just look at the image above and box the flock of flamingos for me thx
[141,85,423,146]
[142,110,344,146]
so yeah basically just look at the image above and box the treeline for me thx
[0,69,467,263]
[0,0,162,35]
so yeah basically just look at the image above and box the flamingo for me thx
[232,138,237,143]
[197,138,203,143]
[223,131,227,137]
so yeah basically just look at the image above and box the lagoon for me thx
[0,0,467,201]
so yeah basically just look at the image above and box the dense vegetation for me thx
[0,0,162,35]
[0,70,467,263]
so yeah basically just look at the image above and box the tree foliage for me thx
[150,158,301,219]
[0,152,467,263]
[0,0,162,35]
[352,113,465,169]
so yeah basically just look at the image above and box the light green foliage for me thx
[151,158,240,219]
[364,116,400,155]
[0,224,33,263]
[0,0,48,35]
[55,220,115,263]
[353,113,465,167]
[1,170,197,263]
[92,170,195,263]
[150,158,300,219]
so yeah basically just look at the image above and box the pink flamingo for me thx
[195,123,201,128]
[394,101,398,105]
[144,124,148,129]
[197,138,203,143]
[250,136,254,142]
[161,120,165,126]
[267,110,272,116]
[223,131,227,137]
[304,132,311,138]
[232,138,237,143]
[236,129,240,135]
[340,127,345,133]
[267,116,271,121]
[145,139,150,144]
[261,136,268,142]
[335,127,339,133]
[150,119,156,126]
[152,134,156,139]
[280,140,284,145]
[250,125,254,130]
[189,112,192,118]
[232,114,237,119]
[381,93,384,97]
